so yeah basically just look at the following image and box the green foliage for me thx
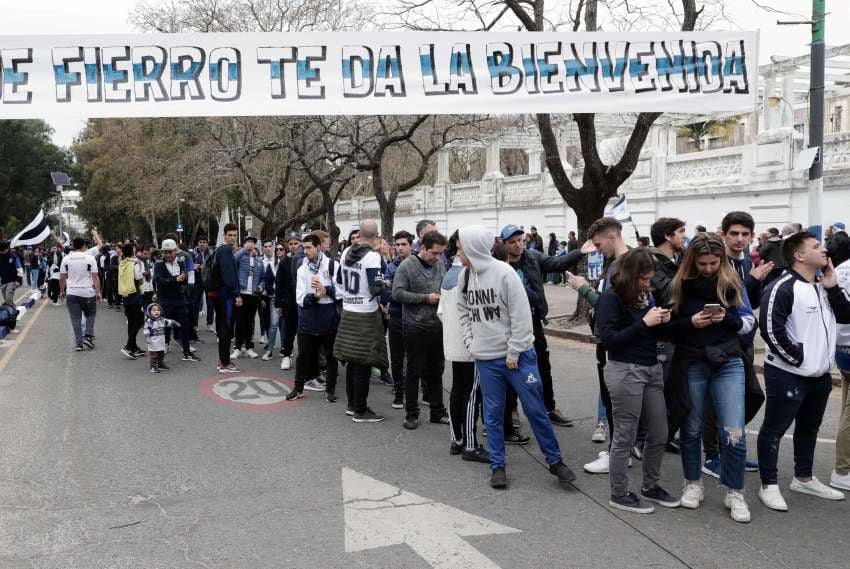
[0,120,70,238]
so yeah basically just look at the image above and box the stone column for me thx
[763,74,776,130]
[782,73,796,128]
[482,138,503,179]
[435,148,451,184]
[527,147,542,175]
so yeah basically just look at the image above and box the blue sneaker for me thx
[701,456,721,479]
[745,458,759,472]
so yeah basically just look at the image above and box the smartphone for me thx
[703,303,722,314]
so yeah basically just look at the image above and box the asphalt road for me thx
[1,300,848,569]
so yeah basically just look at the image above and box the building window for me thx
[831,106,843,134]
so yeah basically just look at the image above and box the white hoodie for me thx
[437,257,473,363]
[457,225,535,361]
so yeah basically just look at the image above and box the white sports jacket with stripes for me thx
[759,269,850,377]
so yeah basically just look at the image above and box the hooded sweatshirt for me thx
[457,225,534,361]
[438,257,473,362]
[143,303,178,351]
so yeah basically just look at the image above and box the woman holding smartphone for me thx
[595,248,679,514]
[667,234,756,523]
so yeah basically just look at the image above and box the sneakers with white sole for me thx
[790,476,846,500]
[584,451,610,474]
[830,470,850,491]
[230,349,240,360]
[591,421,608,443]
[304,378,325,392]
[680,482,704,509]
[245,348,259,358]
[280,356,292,370]
[724,491,751,523]
[758,484,788,511]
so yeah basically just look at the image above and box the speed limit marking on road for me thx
[199,373,306,411]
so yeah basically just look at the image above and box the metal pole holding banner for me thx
[808,0,826,239]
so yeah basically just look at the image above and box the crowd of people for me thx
[5,211,850,525]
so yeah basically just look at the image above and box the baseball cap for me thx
[285,231,302,243]
[242,235,257,245]
[499,224,524,241]
[160,239,178,251]
[833,222,846,231]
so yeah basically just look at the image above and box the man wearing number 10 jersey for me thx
[333,220,390,423]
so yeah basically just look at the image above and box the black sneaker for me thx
[392,393,404,409]
[430,414,449,425]
[82,337,95,350]
[403,416,419,430]
[345,406,355,416]
[609,492,655,514]
[462,447,491,464]
[326,391,338,403]
[353,408,385,423]
[149,367,160,374]
[450,443,463,456]
[490,467,508,489]
[548,409,574,427]
[182,352,202,362]
[285,389,304,401]
[640,486,681,508]
[74,343,84,352]
[505,433,530,446]
[158,362,170,371]
[666,439,681,454]
[132,350,146,358]
[121,348,137,360]
[549,461,577,487]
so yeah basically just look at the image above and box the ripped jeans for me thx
[757,365,832,486]
[680,358,746,490]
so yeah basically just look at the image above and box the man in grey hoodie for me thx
[392,230,449,429]
[457,225,576,490]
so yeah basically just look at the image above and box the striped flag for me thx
[11,209,51,246]
[604,194,633,224]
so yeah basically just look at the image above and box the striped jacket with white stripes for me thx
[759,269,850,377]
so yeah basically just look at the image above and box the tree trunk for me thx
[146,215,158,247]
[380,201,396,238]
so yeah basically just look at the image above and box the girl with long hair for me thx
[595,248,679,514]
[668,234,756,523]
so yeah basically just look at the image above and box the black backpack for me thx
[203,246,222,291]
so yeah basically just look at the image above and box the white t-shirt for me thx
[60,251,98,298]
[337,247,383,313]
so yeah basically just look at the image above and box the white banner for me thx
[0,31,758,118]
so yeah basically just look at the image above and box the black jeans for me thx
[449,361,481,450]
[757,366,832,485]
[346,363,372,414]
[213,296,235,365]
[160,301,190,355]
[124,298,144,352]
[532,317,557,412]
[282,306,298,357]
[258,296,271,337]
[48,279,60,303]
[187,286,199,341]
[403,324,446,420]
[295,331,338,392]
[388,316,406,395]
[234,294,258,350]
[597,343,614,451]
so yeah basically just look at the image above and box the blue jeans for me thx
[477,349,562,470]
[680,357,746,490]
[266,306,285,353]
[30,269,40,290]
[160,301,190,355]
[66,295,97,345]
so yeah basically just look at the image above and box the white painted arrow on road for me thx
[342,467,520,569]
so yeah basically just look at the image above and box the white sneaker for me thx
[261,352,273,361]
[724,491,751,523]
[830,470,850,491]
[758,484,788,511]
[591,421,608,443]
[260,335,267,345]
[230,349,240,360]
[584,451,610,474]
[280,356,292,370]
[207,324,216,333]
[245,348,259,358]
[680,482,704,509]
[790,476,846,500]
[189,346,197,353]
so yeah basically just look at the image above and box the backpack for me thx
[203,246,222,291]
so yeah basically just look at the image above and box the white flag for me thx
[605,194,633,224]
[215,206,230,246]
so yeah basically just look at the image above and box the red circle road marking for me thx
[199,372,307,412]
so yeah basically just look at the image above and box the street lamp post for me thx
[808,0,826,240]
[176,197,186,244]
